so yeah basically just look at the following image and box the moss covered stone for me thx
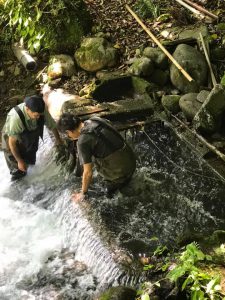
[98,286,136,300]
[75,37,118,72]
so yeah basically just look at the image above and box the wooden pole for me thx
[199,33,217,87]
[175,0,204,18]
[183,0,218,19]
[125,4,194,82]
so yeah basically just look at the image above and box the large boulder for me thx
[193,84,225,133]
[75,37,118,72]
[170,44,208,93]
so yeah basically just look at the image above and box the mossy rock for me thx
[98,286,136,300]
[75,37,118,72]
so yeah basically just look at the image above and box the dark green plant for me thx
[134,0,160,20]
[0,0,91,53]
[167,243,223,300]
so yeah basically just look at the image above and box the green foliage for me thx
[221,73,225,87]
[167,243,223,300]
[136,281,160,300]
[134,0,160,20]
[0,0,91,53]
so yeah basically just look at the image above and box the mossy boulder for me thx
[170,44,208,93]
[97,286,136,300]
[127,57,154,77]
[193,84,225,133]
[75,37,119,72]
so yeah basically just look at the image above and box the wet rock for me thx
[120,239,151,256]
[127,57,154,77]
[97,286,136,300]
[161,95,181,114]
[170,44,208,93]
[75,37,118,72]
[48,54,76,80]
[179,93,200,120]
[193,84,225,133]
[143,47,168,70]
[18,249,97,300]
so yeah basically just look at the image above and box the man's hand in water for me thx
[71,192,88,202]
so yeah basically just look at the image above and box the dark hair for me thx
[24,95,45,113]
[58,113,81,132]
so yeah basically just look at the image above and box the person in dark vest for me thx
[2,95,62,180]
[58,113,136,201]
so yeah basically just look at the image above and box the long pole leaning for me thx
[125,4,193,82]
[199,33,217,87]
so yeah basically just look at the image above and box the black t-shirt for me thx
[77,120,124,165]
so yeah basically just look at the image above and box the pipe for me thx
[12,43,37,71]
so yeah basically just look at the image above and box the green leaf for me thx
[206,276,221,294]
[167,266,186,282]
[149,237,159,241]
[191,290,205,300]
[36,8,42,21]
[143,264,154,271]
[141,294,150,300]
[182,276,193,291]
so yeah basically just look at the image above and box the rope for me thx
[142,129,225,183]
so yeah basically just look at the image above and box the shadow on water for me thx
[88,121,225,256]
[0,121,225,299]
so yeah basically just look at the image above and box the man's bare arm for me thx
[81,163,93,194]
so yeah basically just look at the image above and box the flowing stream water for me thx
[0,120,225,300]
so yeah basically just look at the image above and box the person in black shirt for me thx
[58,113,136,201]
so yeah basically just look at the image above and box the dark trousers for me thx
[3,148,36,173]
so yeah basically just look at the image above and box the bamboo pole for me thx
[199,33,217,87]
[125,4,194,82]
[172,114,225,163]
[175,0,205,18]
[183,0,218,19]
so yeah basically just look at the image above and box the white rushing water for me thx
[0,137,64,299]
[0,131,126,300]
[0,122,224,299]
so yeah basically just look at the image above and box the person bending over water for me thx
[58,113,136,201]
